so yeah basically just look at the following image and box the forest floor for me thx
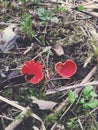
[0,0,98,130]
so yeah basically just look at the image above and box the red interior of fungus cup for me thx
[55,60,77,78]
[21,60,44,84]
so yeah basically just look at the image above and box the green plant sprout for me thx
[20,14,36,37]
[32,0,40,5]
[38,7,51,21]
[53,6,67,13]
[80,85,98,109]
[38,7,59,23]
[68,90,78,104]
[45,114,57,124]
[66,118,75,128]
[19,0,25,2]
[77,5,85,11]
[68,85,98,109]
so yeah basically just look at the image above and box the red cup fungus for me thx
[55,60,77,78]
[21,60,44,84]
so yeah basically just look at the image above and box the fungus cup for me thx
[21,60,44,84]
[55,60,77,78]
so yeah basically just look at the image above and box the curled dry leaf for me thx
[56,124,65,130]
[0,24,18,52]
[30,96,57,110]
[52,45,64,56]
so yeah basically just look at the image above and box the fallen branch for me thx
[0,115,13,121]
[0,96,46,130]
[46,80,98,95]
[5,107,31,130]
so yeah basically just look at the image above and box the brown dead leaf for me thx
[52,45,64,56]
[30,96,57,110]
[0,24,18,52]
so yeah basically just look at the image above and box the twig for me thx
[46,80,98,95]
[5,107,30,130]
[0,96,25,111]
[84,4,98,9]
[32,46,51,60]
[74,65,97,94]
[90,107,98,115]
[47,77,70,82]
[23,43,34,55]
[77,118,83,130]
[0,22,19,26]
[0,96,46,130]
[50,122,58,130]
[60,104,72,120]
[0,115,13,121]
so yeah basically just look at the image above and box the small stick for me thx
[77,118,83,130]
[32,46,51,60]
[0,96,46,130]
[23,43,34,55]
[5,107,30,130]
[46,80,98,95]
[0,115,13,121]
[74,65,97,94]
[0,96,25,111]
